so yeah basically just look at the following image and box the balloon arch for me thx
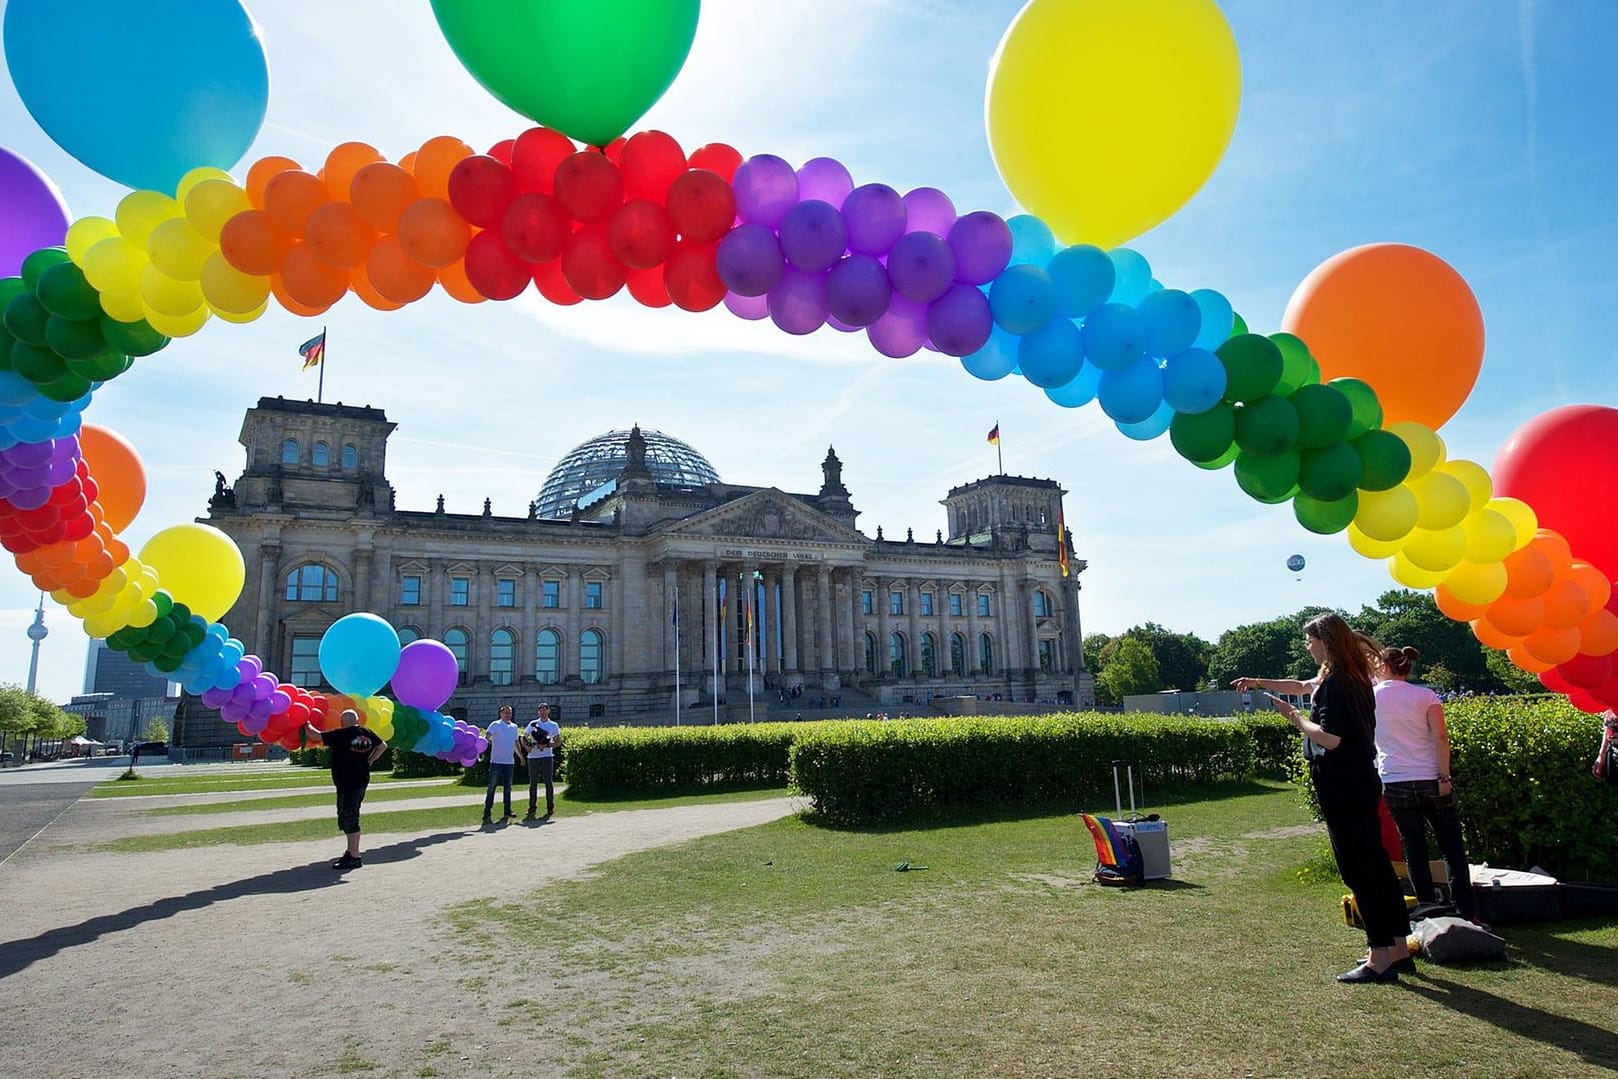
[1,0,1615,757]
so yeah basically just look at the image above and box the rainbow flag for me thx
[1081,813,1131,868]
[298,331,326,370]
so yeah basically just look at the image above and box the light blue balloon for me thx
[318,613,402,698]
[1007,214,1057,267]
[1017,318,1083,389]
[1097,358,1164,424]
[1080,302,1146,371]
[988,264,1056,335]
[1162,348,1228,414]
[1107,248,1153,306]
[1190,288,1235,351]
[961,327,1020,380]
[4,0,269,191]
[52,411,83,438]
[1117,400,1176,441]
[1047,244,1114,319]
[0,372,35,407]
[11,414,57,442]
[1138,289,1202,357]
[1043,361,1103,408]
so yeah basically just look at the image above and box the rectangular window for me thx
[1038,639,1055,672]
[977,594,991,617]
[585,581,603,609]
[497,579,516,607]
[860,589,874,615]
[542,580,560,608]
[889,590,903,616]
[1033,590,1049,617]
[949,593,963,617]
[289,636,322,688]
[401,575,421,606]
[921,593,934,616]
[450,577,469,606]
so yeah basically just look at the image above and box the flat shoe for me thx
[1337,962,1398,984]
[1394,957,1417,974]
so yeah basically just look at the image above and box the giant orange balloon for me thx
[1282,243,1483,431]
[78,424,145,533]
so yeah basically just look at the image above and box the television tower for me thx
[25,592,48,695]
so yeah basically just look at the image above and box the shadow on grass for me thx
[1503,917,1618,989]
[559,779,790,804]
[0,830,469,982]
[1404,971,1618,1071]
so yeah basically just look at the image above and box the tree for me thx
[0,684,76,753]
[1484,648,1543,694]
[1082,633,1112,676]
[1118,622,1211,692]
[1207,611,1324,688]
[1354,590,1493,689]
[143,716,170,742]
[1095,636,1161,704]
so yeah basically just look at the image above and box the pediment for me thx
[659,489,865,545]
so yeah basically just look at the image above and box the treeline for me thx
[0,684,84,756]
[1084,589,1542,705]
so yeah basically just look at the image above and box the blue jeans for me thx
[484,762,514,817]
[1382,779,1476,919]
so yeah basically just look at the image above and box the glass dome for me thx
[534,428,720,520]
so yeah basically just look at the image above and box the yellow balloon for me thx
[1461,509,1516,564]
[200,250,271,314]
[1400,525,1466,573]
[66,216,120,265]
[140,263,205,317]
[81,236,147,296]
[1389,551,1447,589]
[1348,522,1403,560]
[986,0,1241,248]
[1439,458,1492,508]
[126,598,160,629]
[142,302,211,338]
[99,288,147,323]
[138,523,245,623]
[115,190,179,247]
[185,179,251,243]
[1353,486,1418,542]
[1386,421,1445,479]
[1409,471,1470,530]
[1445,560,1508,606]
[147,218,215,281]
[83,612,125,639]
[1488,496,1538,550]
[176,166,234,201]
[210,300,268,324]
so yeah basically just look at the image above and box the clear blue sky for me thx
[2,0,1614,702]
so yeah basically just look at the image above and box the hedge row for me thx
[545,723,845,796]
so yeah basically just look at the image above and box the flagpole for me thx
[673,591,681,727]
[746,578,756,726]
[713,578,721,726]
[316,325,327,404]
[996,418,1003,475]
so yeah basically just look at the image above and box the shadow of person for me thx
[0,830,470,982]
[1403,972,1618,1071]
[1499,920,1618,989]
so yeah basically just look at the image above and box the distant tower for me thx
[24,592,47,695]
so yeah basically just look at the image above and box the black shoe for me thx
[331,854,362,871]
[481,814,492,824]
[525,809,537,819]
[1337,962,1398,984]
[1394,956,1417,974]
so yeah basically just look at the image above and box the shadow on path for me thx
[0,830,470,981]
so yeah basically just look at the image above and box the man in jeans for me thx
[482,705,519,823]
[524,702,562,818]
[306,708,387,871]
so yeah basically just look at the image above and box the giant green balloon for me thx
[431,0,701,147]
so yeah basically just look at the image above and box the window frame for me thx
[535,628,560,685]
[489,628,516,686]
[449,576,470,607]
[400,575,421,606]
[580,629,604,684]
[284,563,339,603]
[496,578,516,608]
[289,635,322,688]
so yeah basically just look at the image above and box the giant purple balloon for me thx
[390,639,460,711]
[0,147,69,276]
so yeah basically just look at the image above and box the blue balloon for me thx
[318,613,402,698]
[1190,288,1235,351]
[988,264,1056,335]
[1097,358,1164,424]
[1006,213,1057,266]
[1117,400,1176,441]
[1080,302,1146,371]
[4,0,269,191]
[1047,244,1115,319]
[1016,318,1083,389]
[1137,289,1202,358]
[961,327,1019,381]
[1043,361,1103,408]
[1107,248,1153,306]
[1162,348,1228,414]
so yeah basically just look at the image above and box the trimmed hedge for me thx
[552,723,843,796]
[287,745,394,773]
[391,750,462,778]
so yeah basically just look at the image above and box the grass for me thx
[142,778,471,815]
[89,766,416,799]
[432,780,1618,1078]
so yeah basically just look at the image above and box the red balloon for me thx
[664,239,724,312]
[1539,667,1575,694]
[554,152,624,224]
[688,142,743,182]
[510,126,574,193]
[620,130,686,202]
[666,170,737,243]
[602,136,627,163]
[626,265,671,308]
[462,231,531,301]
[447,155,519,228]
[608,200,676,269]
[1559,651,1613,690]
[500,194,570,262]
[532,259,582,306]
[1493,405,1618,582]
[561,225,627,300]
[487,139,515,165]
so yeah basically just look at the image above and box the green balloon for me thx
[4,293,51,346]
[153,592,174,618]
[1169,401,1236,463]
[1234,394,1299,457]
[1230,312,1248,336]
[1235,449,1300,503]
[35,262,102,322]
[45,315,108,360]
[39,372,93,402]
[1294,491,1359,535]
[1217,334,1283,403]
[66,349,133,382]
[0,276,27,310]
[431,0,701,147]
[1329,377,1383,439]
[128,641,164,664]
[20,247,69,294]
[184,620,207,649]
[1298,441,1363,502]
[1270,332,1318,396]
[1289,383,1353,449]
[1192,442,1240,471]
[1351,429,1412,491]
[11,340,66,383]
[100,315,170,357]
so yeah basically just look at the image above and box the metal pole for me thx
[673,592,681,727]
[316,325,327,404]
[996,419,1004,475]
[747,578,756,726]
[712,578,721,725]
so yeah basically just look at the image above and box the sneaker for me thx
[481,814,492,824]
[331,854,362,871]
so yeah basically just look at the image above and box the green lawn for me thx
[90,767,417,798]
[143,778,471,815]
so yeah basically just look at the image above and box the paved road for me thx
[0,778,98,864]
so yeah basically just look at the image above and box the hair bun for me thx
[1402,646,1421,660]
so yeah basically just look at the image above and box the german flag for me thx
[1057,506,1070,578]
[298,331,326,370]
[986,423,1000,446]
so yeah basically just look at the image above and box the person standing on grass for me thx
[1595,709,1618,780]
[306,708,387,871]
[483,705,520,823]
[523,702,562,819]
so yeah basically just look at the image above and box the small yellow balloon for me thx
[210,299,268,324]
[1440,458,1492,509]
[1354,486,1418,542]
[66,216,120,265]
[115,190,180,247]
[1348,522,1403,560]
[1488,496,1539,550]
[142,302,211,338]
[138,523,246,623]
[1386,421,1445,480]
[81,236,147,296]
[1400,525,1467,573]
[986,0,1241,248]
[1389,551,1447,589]
[1445,560,1509,606]
[185,179,252,242]
[1461,509,1516,564]
[147,218,215,281]
[176,166,235,201]
[1409,471,1471,531]
[140,264,205,317]
[200,250,271,314]
[99,288,147,324]
[126,598,160,629]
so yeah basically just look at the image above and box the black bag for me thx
[1604,737,1618,784]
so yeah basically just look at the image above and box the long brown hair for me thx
[1304,613,1376,687]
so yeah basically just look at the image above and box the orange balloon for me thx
[348,264,406,312]
[398,198,471,267]
[1507,642,1555,674]
[1540,577,1590,630]
[1501,545,1555,598]
[79,424,146,533]
[436,258,485,304]
[1523,625,1581,666]
[219,210,291,276]
[349,162,419,233]
[31,541,73,570]
[65,576,101,599]
[1434,584,1489,623]
[1282,243,1483,430]
[1568,562,1613,614]
[1486,594,1545,637]
[279,244,351,308]
[305,202,376,269]
[1578,608,1618,656]
[1529,529,1573,575]
[365,236,435,304]
[322,141,384,201]
[270,274,332,318]
[263,170,331,238]
[399,151,418,173]
[246,155,300,209]
[1471,617,1522,651]
[412,136,473,200]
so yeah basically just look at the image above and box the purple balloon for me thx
[44,454,75,486]
[768,268,829,335]
[269,689,292,713]
[391,639,460,711]
[723,290,769,321]
[827,314,859,333]
[902,188,956,236]
[842,183,906,256]
[777,200,847,273]
[732,154,798,228]
[716,223,784,297]
[0,146,70,277]
[867,296,930,358]
[885,231,957,303]
[241,712,269,735]
[825,254,892,328]
[796,157,853,208]
[8,440,55,468]
[239,655,263,678]
[947,211,1013,286]
[927,283,994,357]
[201,686,231,708]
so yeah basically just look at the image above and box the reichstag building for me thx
[184,396,1092,739]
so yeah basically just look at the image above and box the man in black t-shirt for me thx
[306,708,387,870]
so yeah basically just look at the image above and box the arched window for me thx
[1033,590,1049,617]
[580,629,603,684]
[397,626,421,646]
[950,633,966,677]
[489,628,515,686]
[889,632,906,678]
[280,438,299,466]
[921,632,937,678]
[444,628,469,685]
[979,633,995,676]
[283,564,338,602]
[340,443,357,470]
[536,629,560,684]
[312,441,330,467]
[863,632,877,676]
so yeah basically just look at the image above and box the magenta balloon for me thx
[768,267,829,335]
[716,223,784,297]
[0,146,70,276]
[927,283,994,357]
[886,231,957,303]
[948,211,1013,285]
[777,200,847,273]
[732,154,797,228]
[825,253,892,328]
[867,295,930,358]
[902,187,956,236]
[723,290,769,320]
[391,639,460,710]
[796,156,853,208]
[842,183,906,256]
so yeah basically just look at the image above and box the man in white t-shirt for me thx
[482,705,520,823]
[524,702,562,819]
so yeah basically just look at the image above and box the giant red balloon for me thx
[1493,405,1618,582]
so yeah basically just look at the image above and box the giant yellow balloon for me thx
[138,522,245,622]
[986,0,1242,248]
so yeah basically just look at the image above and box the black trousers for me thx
[1315,764,1410,948]
[527,756,555,814]
[1382,779,1476,918]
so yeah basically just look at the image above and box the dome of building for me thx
[534,428,720,520]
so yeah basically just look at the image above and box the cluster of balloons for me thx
[3,248,137,404]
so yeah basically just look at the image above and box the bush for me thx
[461,745,566,789]
[392,750,462,779]
[558,723,830,796]
[287,745,393,774]
[1231,714,1300,778]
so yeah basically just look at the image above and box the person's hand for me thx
[1437,776,1453,792]
[1232,677,1258,692]
[1596,757,1607,780]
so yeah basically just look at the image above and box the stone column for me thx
[663,561,679,676]
[967,579,982,677]
[782,565,799,676]
[762,566,780,675]
[566,567,583,678]
[702,560,719,696]
[840,569,859,677]
[254,542,281,668]
[740,561,758,684]
[906,577,921,681]
[876,576,891,679]
[1023,577,1040,678]
[816,565,834,679]
[351,543,373,611]
[1065,576,1084,672]
[520,566,537,684]
[427,559,445,638]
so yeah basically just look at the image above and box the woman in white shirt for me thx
[1373,645,1478,922]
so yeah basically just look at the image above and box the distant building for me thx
[84,639,173,699]
[62,641,177,745]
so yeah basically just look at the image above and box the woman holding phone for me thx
[1234,613,1411,983]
